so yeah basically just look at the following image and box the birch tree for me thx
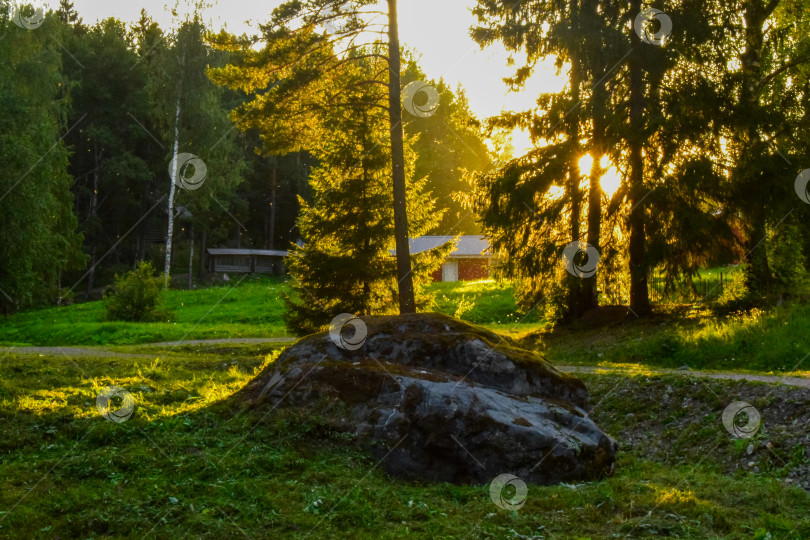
[151,15,243,286]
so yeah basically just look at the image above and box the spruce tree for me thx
[470,0,743,318]
[211,0,420,314]
[283,57,449,333]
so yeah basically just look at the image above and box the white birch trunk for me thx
[164,94,182,288]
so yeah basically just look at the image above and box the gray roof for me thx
[207,248,288,257]
[208,237,491,259]
[392,235,491,258]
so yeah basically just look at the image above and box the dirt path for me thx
[0,337,296,358]
[0,346,154,358]
[558,365,810,388]
[141,337,296,347]
[2,339,807,388]
[0,347,154,358]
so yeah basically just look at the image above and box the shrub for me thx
[768,222,809,294]
[104,262,174,322]
[711,266,755,315]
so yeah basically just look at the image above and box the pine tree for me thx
[470,0,602,319]
[211,0,421,314]
[55,0,82,27]
[60,18,151,297]
[470,0,743,318]
[722,0,810,296]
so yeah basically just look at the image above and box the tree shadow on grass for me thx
[1,349,810,539]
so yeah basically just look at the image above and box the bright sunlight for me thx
[578,154,623,198]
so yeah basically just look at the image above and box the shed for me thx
[206,248,288,275]
[393,235,493,282]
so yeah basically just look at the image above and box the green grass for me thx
[0,276,291,346]
[4,274,810,376]
[648,265,738,304]
[427,279,544,332]
[0,277,541,347]
[0,346,807,539]
[540,302,810,373]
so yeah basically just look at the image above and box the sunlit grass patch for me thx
[427,279,545,326]
[0,276,542,346]
[542,301,810,373]
[0,276,291,346]
[0,350,808,538]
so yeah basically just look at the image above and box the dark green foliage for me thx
[0,6,85,312]
[238,150,314,250]
[469,0,810,319]
[104,261,174,322]
[60,17,153,295]
[767,220,809,293]
[53,10,246,292]
[282,56,451,334]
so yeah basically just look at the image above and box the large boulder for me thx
[241,313,617,485]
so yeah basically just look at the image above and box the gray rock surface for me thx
[241,312,617,484]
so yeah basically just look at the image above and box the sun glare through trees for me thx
[1,0,810,538]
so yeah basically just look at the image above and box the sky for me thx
[57,0,566,154]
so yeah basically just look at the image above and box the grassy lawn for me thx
[0,345,807,539]
[428,279,541,326]
[539,303,810,374]
[3,276,810,375]
[0,278,542,347]
[1,278,809,537]
[648,265,738,304]
[0,276,291,346]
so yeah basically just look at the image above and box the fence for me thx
[648,271,726,304]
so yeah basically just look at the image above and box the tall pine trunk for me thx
[584,129,603,310]
[164,94,181,288]
[387,0,415,313]
[740,1,771,293]
[565,43,585,319]
[579,0,606,312]
[628,1,651,316]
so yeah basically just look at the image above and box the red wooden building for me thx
[399,236,493,282]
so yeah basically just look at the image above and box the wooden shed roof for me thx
[207,248,288,257]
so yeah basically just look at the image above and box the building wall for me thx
[458,258,489,281]
[210,255,285,274]
[431,258,490,282]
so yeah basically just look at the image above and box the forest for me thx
[0,0,491,316]
[2,0,810,538]
[2,0,810,326]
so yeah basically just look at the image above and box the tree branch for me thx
[757,55,810,90]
